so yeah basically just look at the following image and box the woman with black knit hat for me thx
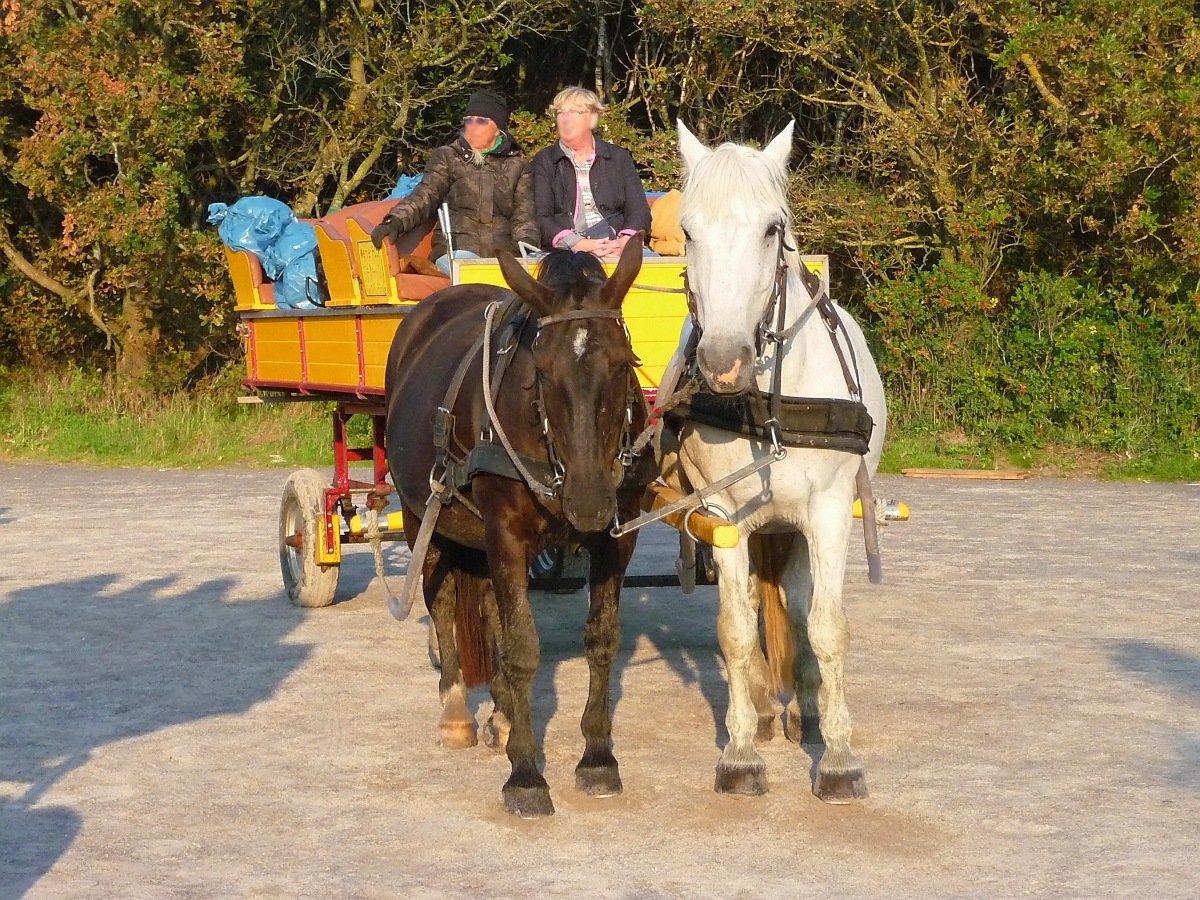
[371,91,539,274]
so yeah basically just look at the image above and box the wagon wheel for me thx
[529,547,564,580]
[279,468,339,608]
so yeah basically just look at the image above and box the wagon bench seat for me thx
[228,199,450,313]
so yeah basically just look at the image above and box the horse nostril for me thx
[564,496,618,534]
[698,345,753,391]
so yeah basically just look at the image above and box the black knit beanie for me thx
[464,91,509,130]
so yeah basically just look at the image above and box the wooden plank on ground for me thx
[901,468,1029,480]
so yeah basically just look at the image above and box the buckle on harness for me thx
[433,406,455,451]
[763,417,787,460]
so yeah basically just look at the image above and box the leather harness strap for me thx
[537,308,625,328]
[652,237,885,583]
[431,295,646,506]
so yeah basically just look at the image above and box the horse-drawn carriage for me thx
[230,122,891,817]
[231,196,831,608]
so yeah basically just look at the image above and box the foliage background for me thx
[1,0,1197,459]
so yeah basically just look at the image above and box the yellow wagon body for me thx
[235,247,828,399]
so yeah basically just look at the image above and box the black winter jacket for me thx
[530,138,651,247]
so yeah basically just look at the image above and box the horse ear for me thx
[497,250,555,315]
[763,120,795,171]
[599,235,644,309]
[677,119,711,173]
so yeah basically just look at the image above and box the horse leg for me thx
[748,639,781,743]
[806,497,868,802]
[486,521,553,818]
[479,579,513,753]
[779,533,823,745]
[713,540,770,795]
[423,538,478,750]
[747,535,790,744]
[744,577,780,744]
[573,530,634,797]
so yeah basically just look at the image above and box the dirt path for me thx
[2,462,1198,898]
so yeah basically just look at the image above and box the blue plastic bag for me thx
[208,198,322,309]
[269,222,320,309]
[207,198,294,258]
[386,173,423,200]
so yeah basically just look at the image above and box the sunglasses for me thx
[463,115,493,126]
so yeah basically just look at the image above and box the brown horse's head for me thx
[497,238,644,532]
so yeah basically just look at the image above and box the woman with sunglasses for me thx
[371,91,539,274]
[531,87,652,258]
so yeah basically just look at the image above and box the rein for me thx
[482,300,557,498]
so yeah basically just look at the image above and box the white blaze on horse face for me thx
[573,327,588,360]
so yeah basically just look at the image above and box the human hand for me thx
[370,216,403,250]
[572,238,609,254]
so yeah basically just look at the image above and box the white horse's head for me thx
[677,119,795,394]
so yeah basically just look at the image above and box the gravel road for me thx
[2,462,1198,898]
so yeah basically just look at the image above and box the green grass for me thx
[878,428,1200,481]
[2,366,1197,481]
[1099,449,1200,481]
[0,366,371,469]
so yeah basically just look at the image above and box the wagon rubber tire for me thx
[279,468,340,608]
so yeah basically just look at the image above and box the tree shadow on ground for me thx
[515,577,730,759]
[0,574,311,898]
[1110,639,1200,790]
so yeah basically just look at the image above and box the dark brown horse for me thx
[384,239,650,817]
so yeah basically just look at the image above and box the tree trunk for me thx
[115,284,156,381]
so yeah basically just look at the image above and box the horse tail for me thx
[454,568,495,688]
[754,533,795,698]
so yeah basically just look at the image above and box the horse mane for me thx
[535,248,607,305]
[681,142,809,284]
[681,143,792,228]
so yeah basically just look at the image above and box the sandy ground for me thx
[1,461,1198,898]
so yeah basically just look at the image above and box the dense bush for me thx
[1,0,1197,451]
[865,266,1200,451]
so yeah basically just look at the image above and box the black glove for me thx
[370,216,404,250]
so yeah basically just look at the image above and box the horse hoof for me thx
[814,769,868,804]
[437,719,478,750]
[755,713,778,745]
[481,717,510,753]
[575,764,623,798]
[503,785,555,818]
[714,764,768,796]
[784,710,824,745]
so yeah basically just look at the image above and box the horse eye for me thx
[682,227,692,242]
[765,223,780,238]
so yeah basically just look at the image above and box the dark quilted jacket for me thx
[531,137,652,247]
[383,132,539,259]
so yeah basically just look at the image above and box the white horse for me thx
[663,121,887,802]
